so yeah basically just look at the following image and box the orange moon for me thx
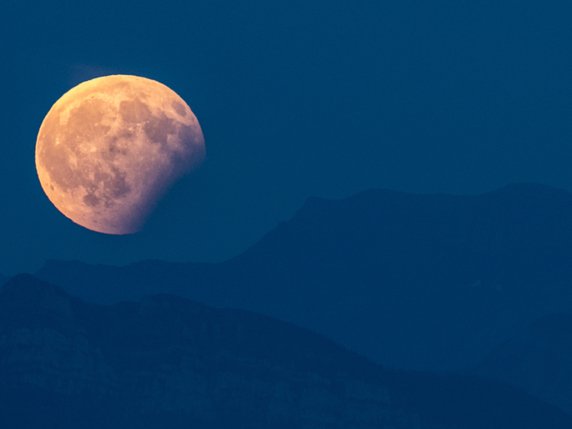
[35,75,205,234]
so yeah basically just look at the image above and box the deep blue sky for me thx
[1,0,572,274]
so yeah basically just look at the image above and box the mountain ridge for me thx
[2,274,572,428]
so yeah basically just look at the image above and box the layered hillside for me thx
[1,274,569,428]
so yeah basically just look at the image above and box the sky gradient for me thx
[2,0,572,274]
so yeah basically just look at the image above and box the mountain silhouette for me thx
[1,273,571,428]
[38,183,572,372]
[476,312,572,415]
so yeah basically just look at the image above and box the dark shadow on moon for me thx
[119,98,153,123]
[171,101,188,117]
[83,166,131,209]
[144,113,176,145]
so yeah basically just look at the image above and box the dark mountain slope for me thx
[1,274,571,429]
[476,313,572,415]
[38,184,572,370]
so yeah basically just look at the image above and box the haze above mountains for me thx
[4,183,572,425]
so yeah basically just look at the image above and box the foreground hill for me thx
[476,313,572,415]
[38,184,572,370]
[1,274,570,429]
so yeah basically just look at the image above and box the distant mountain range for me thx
[37,183,572,371]
[1,274,571,429]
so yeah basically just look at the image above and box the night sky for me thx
[2,0,572,274]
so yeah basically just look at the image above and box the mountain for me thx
[1,274,571,429]
[476,313,572,415]
[37,183,572,370]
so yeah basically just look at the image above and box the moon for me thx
[35,75,205,234]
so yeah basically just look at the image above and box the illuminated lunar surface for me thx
[35,75,205,234]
